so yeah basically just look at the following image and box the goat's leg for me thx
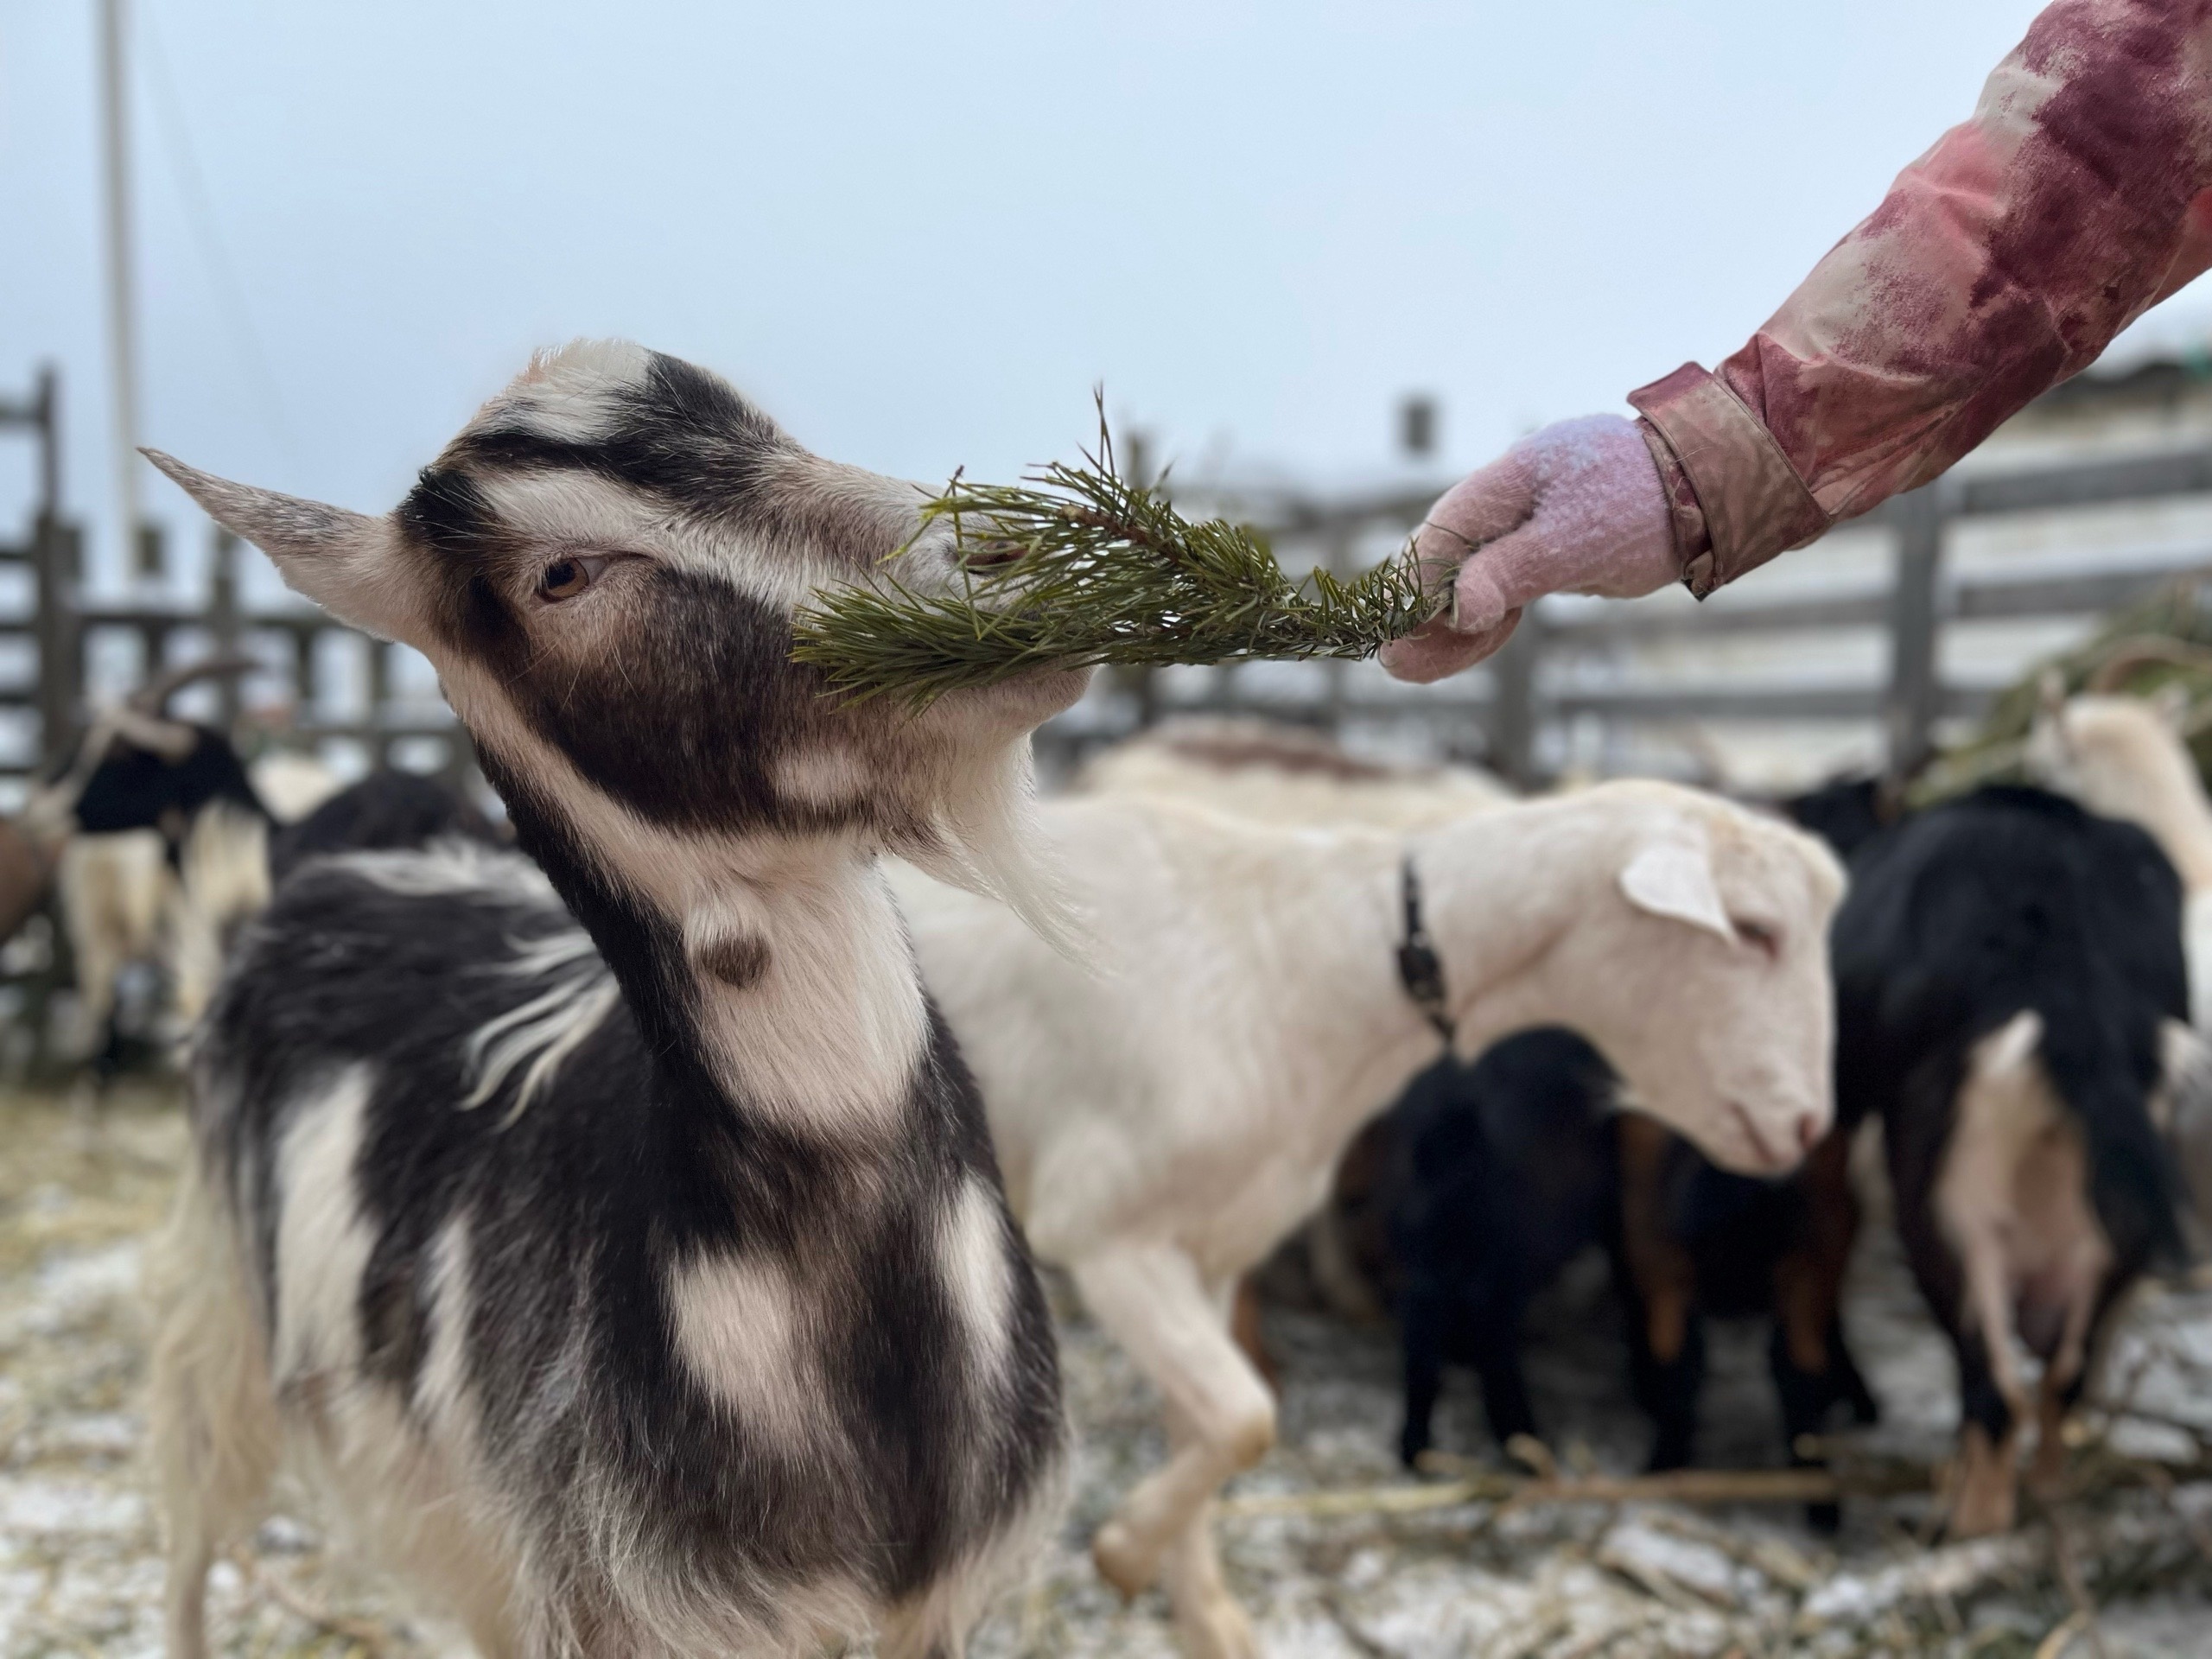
[1397,1280,1451,1468]
[1468,1299,1539,1453]
[1947,1329,2022,1537]
[149,1177,279,1659]
[1771,1137,1869,1532]
[1075,1249,1272,1630]
[1157,1496,1253,1659]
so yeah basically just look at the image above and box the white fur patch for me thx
[940,1179,1014,1388]
[415,1211,477,1446]
[461,932,621,1120]
[273,1065,378,1388]
[665,1252,824,1449]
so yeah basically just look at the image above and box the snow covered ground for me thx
[6,1084,2212,1658]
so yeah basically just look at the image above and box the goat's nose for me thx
[1795,1110,1825,1154]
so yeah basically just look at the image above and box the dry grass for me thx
[4,1086,2212,1657]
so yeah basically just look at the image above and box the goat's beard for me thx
[897,735,1089,962]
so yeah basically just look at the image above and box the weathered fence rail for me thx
[9,364,2212,798]
[0,368,467,797]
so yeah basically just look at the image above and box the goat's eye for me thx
[537,554,609,601]
[1737,920,1782,957]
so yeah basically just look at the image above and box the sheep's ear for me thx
[1618,836,1735,943]
[143,449,417,644]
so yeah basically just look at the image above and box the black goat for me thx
[1389,1030,1875,1529]
[270,768,502,884]
[70,723,268,855]
[1392,1032,1619,1468]
[1834,785,2188,1535]
[1611,1116,1876,1529]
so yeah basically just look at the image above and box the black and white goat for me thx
[40,663,276,1072]
[1834,785,2190,1535]
[146,340,1077,1658]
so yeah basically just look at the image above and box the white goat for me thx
[1074,715,1514,828]
[1078,717,1518,1327]
[146,341,1079,1659]
[895,781,1845,1659]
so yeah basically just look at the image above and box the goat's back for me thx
[1834,785,2185,1267]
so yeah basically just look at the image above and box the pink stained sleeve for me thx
[1630,0,2212,594]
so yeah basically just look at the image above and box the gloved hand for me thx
[1380,414,1681,683]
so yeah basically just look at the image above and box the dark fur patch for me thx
[71,725,270,858]
[696,931,770,988]
[455,354,785,518]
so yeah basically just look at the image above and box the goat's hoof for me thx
[2028,1447,2068,1502]
[1091,1521,1157,1600]
[1943,1477,2016,1540]
[1173,1592,1258,1659]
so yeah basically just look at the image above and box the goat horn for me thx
[2086,635,2212,695]
[106,704,203,762]
[126,653,258,716]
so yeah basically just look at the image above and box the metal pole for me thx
[98,0,149,582]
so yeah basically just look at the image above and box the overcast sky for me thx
[10,0,2190,581]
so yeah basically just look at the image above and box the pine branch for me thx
[791,439,1441,709]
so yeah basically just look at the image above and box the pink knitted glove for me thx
[1381,415,1681,683]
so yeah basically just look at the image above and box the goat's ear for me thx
[2153,680,2192,730]
[2037,668,2069,720]
[1618,836,1736,943]
[143,450,417,644]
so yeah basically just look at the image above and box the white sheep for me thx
[894,780,1844,1659]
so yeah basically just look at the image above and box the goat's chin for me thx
[954,665,1091,732]
[1637,1096,1805,1179]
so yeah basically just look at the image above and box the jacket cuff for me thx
[1628,363,1828,597]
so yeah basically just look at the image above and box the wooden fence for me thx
[9,365,2212,798]
[0,368,467,793]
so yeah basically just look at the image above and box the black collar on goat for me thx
[1395,855,1455,1043]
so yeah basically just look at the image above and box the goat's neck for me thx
[2100,754,2212,892]
[1255,817,1572,1145]
[1414,806,1584,1047]
[492,760,925,1136]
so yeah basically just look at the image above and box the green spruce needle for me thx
[791,423,1443,710]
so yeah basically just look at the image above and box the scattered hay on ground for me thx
[6,1085,2212,1657]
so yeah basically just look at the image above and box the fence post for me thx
[209,527,243,733]
[1885,485,1947,777]
[1486,604,1545,787]
[365,639,392,768]
[32,515,80,771]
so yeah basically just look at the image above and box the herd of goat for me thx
[10,344,2211,1659]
